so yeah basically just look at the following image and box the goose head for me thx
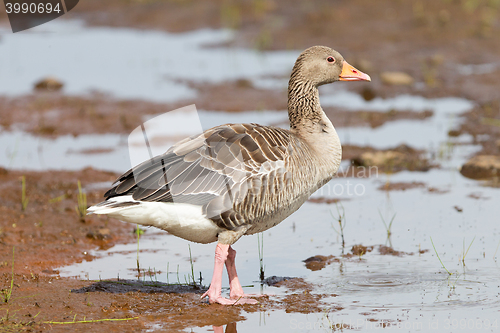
[291,46,371,87]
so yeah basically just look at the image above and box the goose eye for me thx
[327,57,335,63]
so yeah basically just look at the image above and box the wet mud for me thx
[453,100,500,156]
[0,169,330,331]
[303,255,338,271]
[303,244,418,272]
[0,87,436,138]
[71,280,206,295]
[350,145,434,173]
[6,0,496,103]
[0,169,428,331]
[377,181,427,192]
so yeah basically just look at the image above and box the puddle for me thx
[0,94,475,171]
[61,149,500,331]
[0,128,128,171]
[0,20,297,102]
[320,89,475,150]
[55,108,498,332]
[0,109,288,171]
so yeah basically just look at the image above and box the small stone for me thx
[98,228,110,236]
[34,77,64,91]
[380,71,414,86]
[235,79,253,88]
[361,86,376,101]
[303,255,335,271]
[351,145,432,173]
[357,150,405,167]
[261,276,295,286]
[86,228,111,240]
[460,155,500,179]
[42,269,60,275]
[379,245,403,256]
[351,244,368,256]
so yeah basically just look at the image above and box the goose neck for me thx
[287,74,323,132]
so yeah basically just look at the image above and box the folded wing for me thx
[105,123,293,230]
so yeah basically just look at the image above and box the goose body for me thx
[88,46,370,304]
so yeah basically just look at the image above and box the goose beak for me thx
[339,61,371,81]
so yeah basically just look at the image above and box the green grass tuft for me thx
[188,244,197,287]
[75,180,87,222]
[460,236,476,266]
[330,203,346,254]
[378,210,396,238]
[430,237,452,275]
[20,176,29,212]
[135,225,142,279]
[1,247,15,303]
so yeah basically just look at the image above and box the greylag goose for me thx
[88,46,370,305]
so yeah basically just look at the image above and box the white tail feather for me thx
[88,196,220,244]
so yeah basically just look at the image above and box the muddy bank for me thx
[0,168,131,273]
[0,0,498,152]
[303,244,423,272]
[60,0,500,162]
[349,144,434,173]
[460,155,500,185]
[0,86,435,138]
[453,100,500,155]
[449,100,500,178]
[0,272,330,332]
[0,0,498,164]
[0,169,332,332]
[1,0,496,102]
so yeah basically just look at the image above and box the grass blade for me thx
[430,237,452,275]
[21,176,29,212]
[75,180,87,222]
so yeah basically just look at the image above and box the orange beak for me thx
[339,61,371,81]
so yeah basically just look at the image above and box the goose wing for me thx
[105,123,293,230]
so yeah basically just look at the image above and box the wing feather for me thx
[104,123,292,230]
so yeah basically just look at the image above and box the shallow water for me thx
[56,97,500,331]
[322,88,475,150]
[0,109,288,171]
[0,20,297,102]
[63,163,500,332]
[0,93,473,171]
[2,21,499,332]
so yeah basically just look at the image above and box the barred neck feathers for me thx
[287,73,321,133]
[287,46,344,136]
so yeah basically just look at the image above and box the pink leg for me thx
[226,246,259,302]
[201,243,256,305]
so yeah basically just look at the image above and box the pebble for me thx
[460,155,500,179]
[34,77,64,91]
[380,71,414,86]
